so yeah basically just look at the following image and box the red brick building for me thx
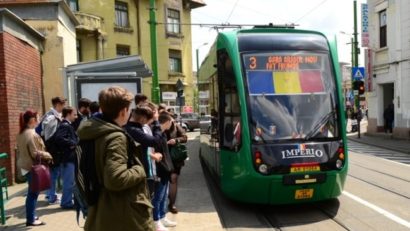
[0,9,44,183]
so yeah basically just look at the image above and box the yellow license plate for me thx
[290,166,320,173]
[295,189,314,199]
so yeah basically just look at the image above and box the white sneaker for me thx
[161,217,177,227]
[155,221,168,231]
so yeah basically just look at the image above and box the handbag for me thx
[170,143,188,162]
[30,154,51,192]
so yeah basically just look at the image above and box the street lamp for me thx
[195,42,208,113]
[196,42,208,76]
[340,31,356,67]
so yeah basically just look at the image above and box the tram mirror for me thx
[224,123,234,143]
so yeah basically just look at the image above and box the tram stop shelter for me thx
[63,55,152,107]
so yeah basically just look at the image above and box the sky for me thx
[191,0,366,70]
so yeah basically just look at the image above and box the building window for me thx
[167,9,180,34]
[76,39,82,62]
[115,1,129,28]
[116,45,130,57]
[66,0,78,11]
[379,10,387,48]
[169,49,182,73]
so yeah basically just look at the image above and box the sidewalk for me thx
[347,132,410,154]
[0,133,223,230]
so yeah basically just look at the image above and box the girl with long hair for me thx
[16,110,52,226]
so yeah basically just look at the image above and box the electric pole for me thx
[149,0,160,103]
[353,0,361,138]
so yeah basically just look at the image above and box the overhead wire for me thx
[294,0,330,23]
[225,0,240,23]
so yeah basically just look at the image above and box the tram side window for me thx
[217,49,241,150]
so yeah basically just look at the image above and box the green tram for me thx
[199,27,348,204]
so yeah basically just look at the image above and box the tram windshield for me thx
[243,52,340,142]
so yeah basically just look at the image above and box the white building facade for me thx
[366,0,410,138]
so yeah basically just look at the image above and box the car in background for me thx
[199,115,212,134]
[179,112,200,132]
[178,121,188,132]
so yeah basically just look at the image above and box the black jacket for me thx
[124,121,162,176]
[155,133,174,182]
[54,119,79,163]
[72,111,88,131]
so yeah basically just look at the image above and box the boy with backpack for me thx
[37,96,66,204]
[77,86,154,231]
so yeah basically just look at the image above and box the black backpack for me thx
[73,139,98,225]
[73,132,139,225]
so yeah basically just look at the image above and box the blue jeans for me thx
[152,180,169,221]
[26,172,39,223]
[47,165,61,203]
[60,162,75,208]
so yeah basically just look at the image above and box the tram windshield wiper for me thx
[304,110,336,140]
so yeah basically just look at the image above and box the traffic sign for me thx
[352,67,365,80]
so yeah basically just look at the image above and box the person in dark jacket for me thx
[383,103,394,133]
[89,101,100,115]
[72,98,91,131]
[152,112,176,230]
[125,105,163,188]
[53,106,79,209]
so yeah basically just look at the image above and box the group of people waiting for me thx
[16,86,187,231]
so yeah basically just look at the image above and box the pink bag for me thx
[30,155,51,192]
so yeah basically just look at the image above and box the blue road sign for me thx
[352,67,365,80]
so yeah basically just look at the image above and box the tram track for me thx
[201,153,351,230]
[347,173,410,200]
[259,200,351,231]
[201,154,279,230]
[349,161,410,183]
[348,159,410,200]
[256,212,282,230]
[313,203,351,231]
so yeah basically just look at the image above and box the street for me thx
[193,131,410,231]
[1,131,409,230]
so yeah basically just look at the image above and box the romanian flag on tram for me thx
[247,70,324,94]
[299,143,306,151]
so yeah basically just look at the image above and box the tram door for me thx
[216,49,242,176]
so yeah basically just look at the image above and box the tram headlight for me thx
[336,159,343,169]
[258,164,268,174]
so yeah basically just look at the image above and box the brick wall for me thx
[0,32,42,183]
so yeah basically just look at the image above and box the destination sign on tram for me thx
[243,53,326,95]
[245,54,322,71]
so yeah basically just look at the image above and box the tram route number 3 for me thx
[248,55,319,71]
[295,188,314,199]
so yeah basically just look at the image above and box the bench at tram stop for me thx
[0,152,9,225]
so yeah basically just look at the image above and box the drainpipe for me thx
[136,0,141,54]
